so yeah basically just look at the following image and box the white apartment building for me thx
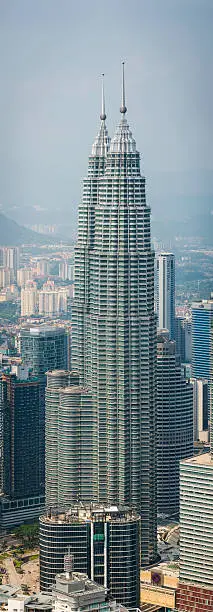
[21,282,38,317]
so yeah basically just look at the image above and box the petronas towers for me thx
[71,66,157,564]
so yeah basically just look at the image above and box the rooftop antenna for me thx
[64,547,73,580]
[120,61,127,115]
[100,73,106,121]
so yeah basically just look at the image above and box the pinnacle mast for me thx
[100,73,106,121]
[91,73,110,157]
[120,61,127,115]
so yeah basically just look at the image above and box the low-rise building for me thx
[53,569,127,612]
[140,562,178,611]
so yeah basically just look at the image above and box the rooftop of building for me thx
[40,503,140,524]
[181,452,213,466]
[23,594,53,609]
[157,331,176,353]
[141,560,179,579]
[55,571,106,595]
[0,585,21,601]
[192,299,213,310]
[158,252,174,257]
[53,572,130,612]
[46,369,70,376]
[1,371,40,384]
[20,324,66,336]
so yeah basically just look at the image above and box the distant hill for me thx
[0,213,66,246]
[152,211,213,246]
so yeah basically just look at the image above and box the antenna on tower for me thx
[100,73,106,121]
[64,548,73,580]
[120,61,127,115]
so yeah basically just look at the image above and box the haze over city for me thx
[1,3,213,612]
[0,0,213,234]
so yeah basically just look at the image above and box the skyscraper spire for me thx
[120,61,127,115]
[110,63,136,154]
[73,63,157,566]
[91,74,110,157]
[100,73,106,121]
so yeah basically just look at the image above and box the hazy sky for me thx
[0,0,213,226]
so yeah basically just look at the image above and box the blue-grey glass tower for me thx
[157,331,193,516]
[20,325,68,380]
[20,324,68,495]
[0,371,41,499]
[157,252,175,340]
[192,300,213,381]
[72,68,157,564]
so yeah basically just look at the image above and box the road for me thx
[3,557,22,586]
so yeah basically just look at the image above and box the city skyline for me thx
[0,5,213,609]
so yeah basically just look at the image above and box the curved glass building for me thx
[157,331,193,515]
[45,370,70,507]
[45,370,96,506]
[39,503,140,607]
[20,325,68,380]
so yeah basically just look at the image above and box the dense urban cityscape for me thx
[0,3,213,612]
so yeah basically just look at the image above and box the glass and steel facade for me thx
[39,504,140,607]
[191,300,213,381]
[157,253,175,340]
[157,334,193,515]
[0,372,41,499]
[72,86,157,565]
[20,325,68,380]
[20,325,68,495]
[45,370,95,506]
[45,370,70,507]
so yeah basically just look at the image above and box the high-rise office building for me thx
[175,316,192,363]
[72,66,156,565]
[191,299,213,381]
[39,504,140,608]
[157,331,193,515]
[0,367,41,499]
[176,324,213,612]
[191,378,209,443]
[157,252,175,340]
[45,369,70,506]
[177,454,213,611]
[20,324,68,380]
[45,369,92,507]
[20,325,68,495]
[210,323,213,452]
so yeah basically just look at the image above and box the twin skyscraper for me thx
[46,65,157,566]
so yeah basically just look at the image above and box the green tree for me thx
[14,524,39,547]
